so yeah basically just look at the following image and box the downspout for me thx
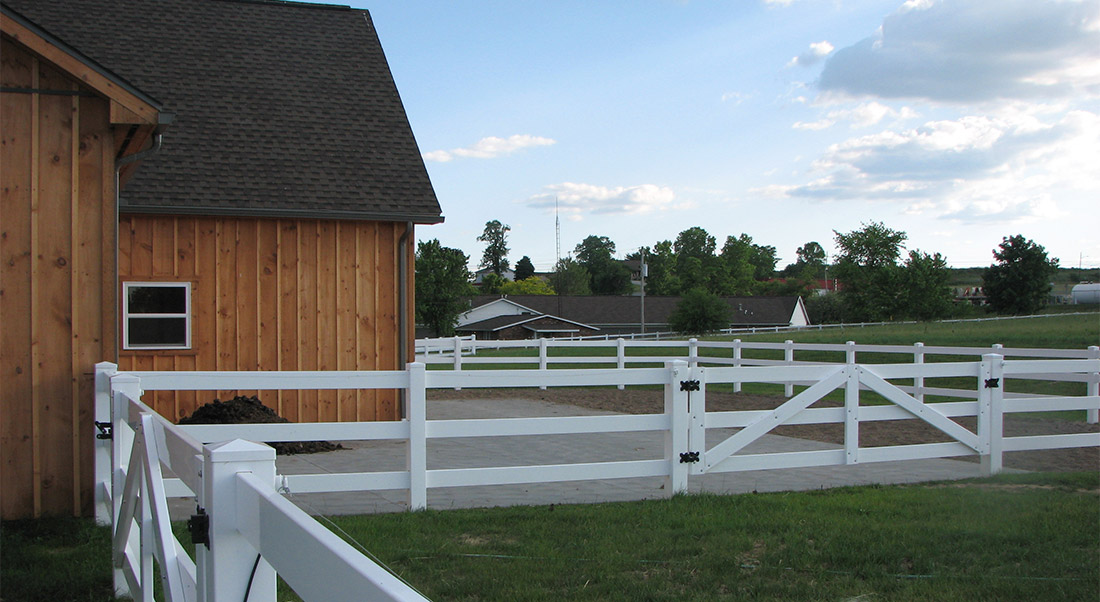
[113,129,166,360]
[398,221,414,370]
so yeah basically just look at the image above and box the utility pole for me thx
[640,249,647,334]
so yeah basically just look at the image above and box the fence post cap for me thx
[204,439,275,463]
[111,373,141,385]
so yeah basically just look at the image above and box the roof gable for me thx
[4,0,442,223]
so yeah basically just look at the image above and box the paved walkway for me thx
[171,396,999,518]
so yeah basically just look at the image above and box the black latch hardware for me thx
[94,421,113,440]
[984,378,1000,389]
[680,380,700,392]
[188,507,210,548]
[679,451,700,463]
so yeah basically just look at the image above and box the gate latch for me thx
[680,380,700,392]
[94,421,113,440]
[984,378,1000,389]
[188,507,210,548]
[679,451,700,464]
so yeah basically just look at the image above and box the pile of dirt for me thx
[178,395,343,455]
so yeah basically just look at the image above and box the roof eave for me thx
[118,204,445,224]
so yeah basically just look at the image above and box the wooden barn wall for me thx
[117,215,412,424]
[1,38,116,519]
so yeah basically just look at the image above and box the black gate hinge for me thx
[94,421,113,440]
[984,378,1000,389]
[188,507,210,548]
[680,380,700,392]
[679,451,700,464]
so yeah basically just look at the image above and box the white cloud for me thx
[772,109,1100,223]
[817,0,1100,103]
[793,102,918,130]
[525,182,678,217]
[787,41,834,68]
[721,91,749,105]
[423,134,556,162]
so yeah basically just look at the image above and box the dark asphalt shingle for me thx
[5,0,442,222]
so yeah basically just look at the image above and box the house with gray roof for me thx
[459,295,810,337]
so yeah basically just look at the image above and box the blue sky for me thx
[354,0,1099,271]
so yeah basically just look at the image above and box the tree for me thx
[477,220,510,275]
[668,288,731,334]
[982,235,1059,315]
[641,241,680,296]
[479,272,505,295]
[500,276,555,295]
[900,251,953,321]
[514,256,535,281]
[832,222,908,321]
[415,240,475,336]
[574,235,632,295]
[549,257,591,296]
[719,235,758,295]
[796,241,826,267]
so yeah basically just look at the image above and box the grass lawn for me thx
[4,472,1096,601]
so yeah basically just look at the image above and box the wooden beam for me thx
[1,14,159,124]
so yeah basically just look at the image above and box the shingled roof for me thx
[469,295,807,329]
[4,0,442,223]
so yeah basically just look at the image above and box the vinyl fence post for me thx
[913,342,925,402]
[1087,346,1099,424]
[664,361,690,496]
[539,338,549,391]
[784,340,794,397]
[110,373,142,599]
[94,362,118,526]
[845,341,856,365]
[688,338,698,368]
[406,363,428,510]
[617,338,626,390]
[845,363,860,465]
[978,354,1005,476]
[452,336,463,390]
[199,439,278,602]
[731,339,742,393]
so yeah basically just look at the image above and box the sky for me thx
[350,0,1099,272]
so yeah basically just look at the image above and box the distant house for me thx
[473,267,516,285]
[2,0,441,518]
[460,295,810,336]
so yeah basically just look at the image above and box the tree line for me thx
[415,219,1060,336]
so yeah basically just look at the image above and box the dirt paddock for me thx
[428,387,1099,474]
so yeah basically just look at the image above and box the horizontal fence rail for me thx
[94,341,1100,600]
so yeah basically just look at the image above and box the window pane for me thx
[128,318,187,347]
[128,286,187,314]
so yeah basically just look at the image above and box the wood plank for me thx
[192,218,218,408]
[151,216,175,277]
[175,217,196,278]
[74,93,111,516]
[0,38,37,518]
[297,221,319,422]
[336,223,357,421]
[215,220,237,400]
[257,220,279,409]
[356,222,377,421]
[317,220,337,422]
[236,220,259,398]
[36,63,77,515]
[376,223,397,421]
[277,221,299,420]
[130,215,153,276]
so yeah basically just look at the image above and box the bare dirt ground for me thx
[428,387,1099,473]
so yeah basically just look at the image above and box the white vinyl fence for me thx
[94,346,1100,601]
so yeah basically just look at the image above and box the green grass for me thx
[7,473,1096,601]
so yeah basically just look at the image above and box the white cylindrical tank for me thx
[1071,282,1100,304]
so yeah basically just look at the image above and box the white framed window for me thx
[122,282,191,350]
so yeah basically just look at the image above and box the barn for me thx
[1,0,442,518]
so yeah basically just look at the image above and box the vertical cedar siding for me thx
[117,215,410,423]
[1,38,116,518]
